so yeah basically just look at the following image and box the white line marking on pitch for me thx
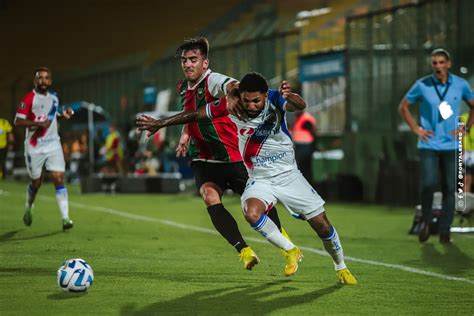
[66,198,474,285]
[3,190,473,285]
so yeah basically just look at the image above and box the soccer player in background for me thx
[14,67,75,231]
[137,72,358,284]
[160,37,288,270]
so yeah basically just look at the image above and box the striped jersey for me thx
[179,69,241,162]
[15,90,61,153]
[206,89,297,178]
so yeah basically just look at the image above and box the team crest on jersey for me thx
[240,127,255,137]
[197,88,205,100]
[20,102,25,109]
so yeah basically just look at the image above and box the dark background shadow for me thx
[421,243,474,275]
[47,292,88,300]
[121,281,341,315]
[0,230,63,242]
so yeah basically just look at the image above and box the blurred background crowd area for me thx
[1,0,473,203]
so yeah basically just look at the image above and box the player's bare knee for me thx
[309,212,331,235]
[51,173,64,186]
[199,183,222,206]
[243,199,264,224]
[243,207,259,224]
[31,178,42,189]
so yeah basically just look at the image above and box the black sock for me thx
[266,207,282,230]
[207,203,248,252]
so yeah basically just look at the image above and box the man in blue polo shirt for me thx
[399,48,474,243]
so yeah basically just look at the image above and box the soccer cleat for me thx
[283,246,303,276]
[418,221,430,243]
[239,246,260,270]
[62,218,74,231]
[336,268,358,285]
[439,232,452,244]
[23,206,33,227]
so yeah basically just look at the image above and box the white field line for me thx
[3,191,474,285]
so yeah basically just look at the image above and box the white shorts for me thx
[241,169,325,220]
[25,146,65,179]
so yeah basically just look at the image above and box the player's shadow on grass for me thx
[421,242,473,274]
[47,292,88,300]
[121,280,341,315]
[0,267,51,276]
[0,230,62,242]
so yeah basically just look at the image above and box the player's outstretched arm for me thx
[279,80,306,112]
[136,108,207,137]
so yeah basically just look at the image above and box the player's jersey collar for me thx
[187,69,212,90]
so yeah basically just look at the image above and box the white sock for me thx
[251,214,295,251]
[55,186,70,219]
[320,226,346,271]
[26,184,37,208]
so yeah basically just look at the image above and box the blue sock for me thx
[320,226,346,270]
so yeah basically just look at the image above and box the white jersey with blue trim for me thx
[15,90,61,153]
[231,89,297,179]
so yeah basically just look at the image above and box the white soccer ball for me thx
[57,258,94,292]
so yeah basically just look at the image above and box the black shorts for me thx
[0,148,6,165]
[191,160,248,195]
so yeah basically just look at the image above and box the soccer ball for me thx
[57,258,94,292]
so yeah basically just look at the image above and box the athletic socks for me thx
[207,203,247,252]
[55,185,70,220]
[26,184,37,208]
[266,206,282,230]
[319,226,347,271]
[251,213,295,251]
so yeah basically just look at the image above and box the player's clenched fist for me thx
[279,80,291,99]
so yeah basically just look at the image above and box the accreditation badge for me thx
[438,101,453,120]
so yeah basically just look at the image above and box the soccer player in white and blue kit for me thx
[14,67,74,231]
[137,72,357,284]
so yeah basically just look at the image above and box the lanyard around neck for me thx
[431,77,450,102]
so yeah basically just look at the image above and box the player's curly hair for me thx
[239,72,268,93]
[176,37,209,58]
[34,67,51,77]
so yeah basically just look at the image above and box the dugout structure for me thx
[344,0,474,204]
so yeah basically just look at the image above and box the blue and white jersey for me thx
[207,89,297,179]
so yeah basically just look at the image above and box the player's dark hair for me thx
[239,72,268,93]
[34,67,51,77]
[176,37,209,58]
[431,48,451,61]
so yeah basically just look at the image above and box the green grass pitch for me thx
[1,180,473,315]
